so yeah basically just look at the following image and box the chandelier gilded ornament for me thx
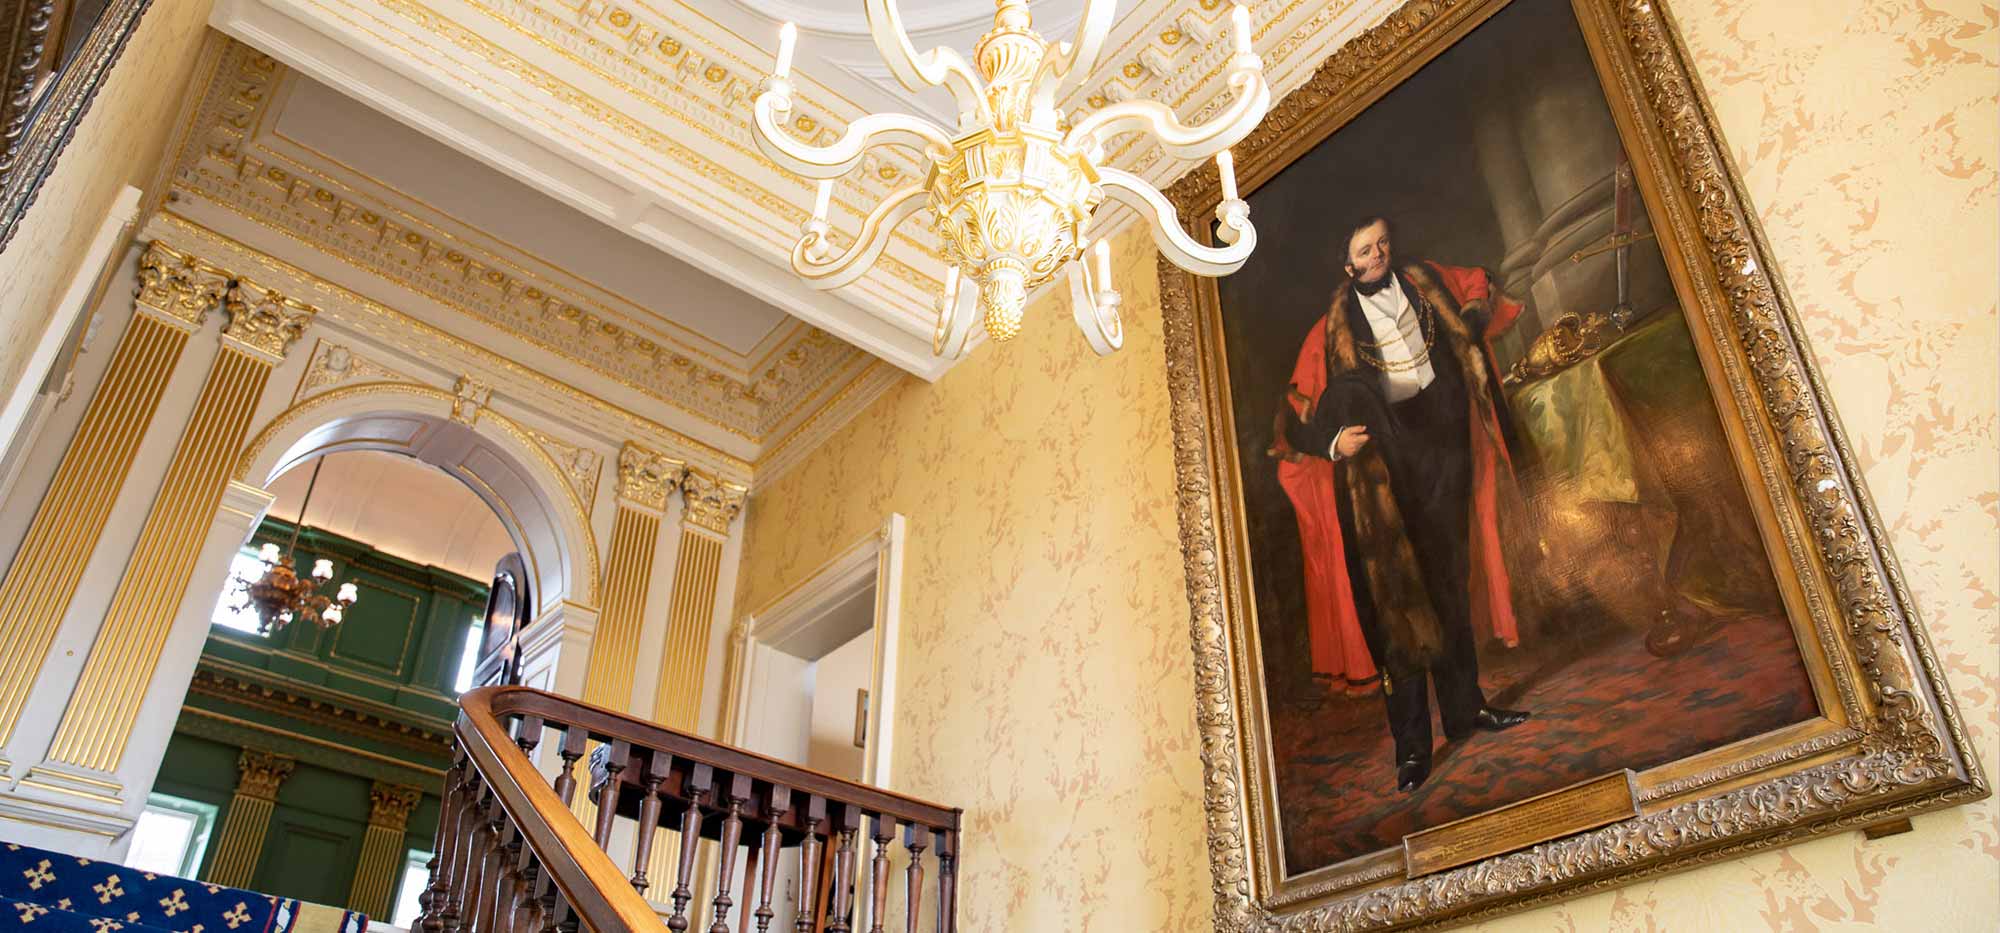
[750,0,1268,357]
[236,459,358,634]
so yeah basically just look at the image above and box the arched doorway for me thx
[232,384,599,615]
[132,384,603,920]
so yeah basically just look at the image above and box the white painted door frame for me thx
[725,513,905,788]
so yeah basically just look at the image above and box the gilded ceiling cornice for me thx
[149,209,756,482]
[170,42,875,443]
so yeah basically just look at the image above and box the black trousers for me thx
[1375,370,1487,763]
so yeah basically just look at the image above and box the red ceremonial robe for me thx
[1278,261,1523,681]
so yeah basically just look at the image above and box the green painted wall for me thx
[157,518,485,914]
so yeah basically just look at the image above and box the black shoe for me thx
[1474,706,1530,731]
[1446,707,1531,742]
[1396,754,1431,793]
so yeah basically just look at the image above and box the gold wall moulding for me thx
[1154,0,1987,928]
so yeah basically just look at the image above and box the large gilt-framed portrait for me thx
[1156,0,1987,927]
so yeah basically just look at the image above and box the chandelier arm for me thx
[1099,168,1257,277]
[933,265,980,359]
[1030,0,1117,114]
[1068,249,1123,356]
[1064,70,1271,160]
[752,92,953,179]
[864,0,990,123]
[791,184,931,290]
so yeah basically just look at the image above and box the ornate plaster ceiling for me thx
[205,0,1406,378]
[163,39,897,465]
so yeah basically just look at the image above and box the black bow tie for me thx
[1354,274,1395,297]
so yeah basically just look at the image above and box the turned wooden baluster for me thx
[667,763,715,931]
[492,827,526,933]
[630,749,671,895]
[474,820,520,928]
[511,850,546,933]
[901,824,927,933]
[506,830,544,933]
[593,739,631,847]
[708,772,752,933]
[825,805,862,933]
[866,816,894,933]
[552,726,588,807]
[420,758,466,931]
[932,830,956,933]
[753,786,790,933]
[452,786,496,933]
[531,867,561,933]
[793,796,825,933]
[453,776,495,933]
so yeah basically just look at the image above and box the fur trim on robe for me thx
[1290,261,1528,674]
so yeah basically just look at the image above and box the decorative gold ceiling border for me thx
[150,210,755,481]
[171,42,871,442]
[750,357,906,488]
[522,0,928,202]
[361,0,942,312]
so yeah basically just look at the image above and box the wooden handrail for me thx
[418,686,962,933]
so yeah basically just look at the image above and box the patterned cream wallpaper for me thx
[0,1,217,403]
[740,0,1998,929]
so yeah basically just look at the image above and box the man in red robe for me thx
[1275,215,1531,792]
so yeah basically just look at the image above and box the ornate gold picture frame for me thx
[1155,0,1987,927]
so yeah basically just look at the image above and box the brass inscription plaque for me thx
[1403,770,1639,877]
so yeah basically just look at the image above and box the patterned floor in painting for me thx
[1270,613,1820,874]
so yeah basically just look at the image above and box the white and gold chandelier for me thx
[750,0,1267,358]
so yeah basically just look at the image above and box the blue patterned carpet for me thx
[0,842,366,933]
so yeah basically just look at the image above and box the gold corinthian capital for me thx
[616,442,686,512]
[679,469,748,535]
[136,241,231,328]
[223,277,318,361]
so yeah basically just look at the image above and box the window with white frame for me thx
[390,849,432,927]
[125,794,218,878]
[210,547,269,636]
[452,621,483,694]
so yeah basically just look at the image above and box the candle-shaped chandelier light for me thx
[751,0,1268,358]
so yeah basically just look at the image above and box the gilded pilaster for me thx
[0,243,219,753]
[41,276,315,778]
[348,782,422,919]
[204,749,295,888]
[651,469,746,730]
[581,443,681,712]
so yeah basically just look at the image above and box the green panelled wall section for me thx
[156,517,483,917]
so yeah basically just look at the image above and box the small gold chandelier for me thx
[751,0,1268,358]
[241,459,358,634]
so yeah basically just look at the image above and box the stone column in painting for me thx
[205,749,297,888]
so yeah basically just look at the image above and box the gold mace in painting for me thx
[1154,0,1986,928]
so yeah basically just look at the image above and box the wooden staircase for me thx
[420,687,960,933]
